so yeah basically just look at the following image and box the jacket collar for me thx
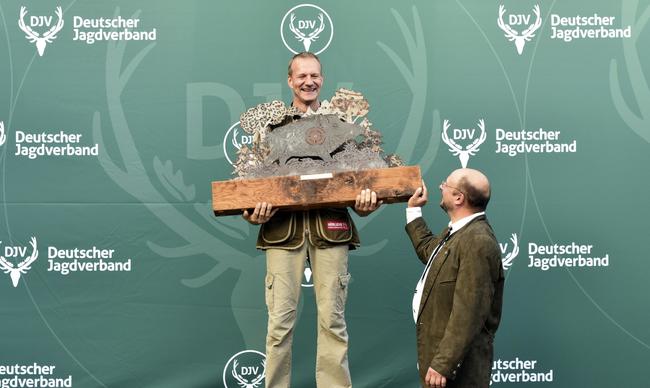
[448,212,486,236]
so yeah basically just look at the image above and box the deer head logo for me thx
[0,237,39,287]
[223,350,266,388]
[18,6,64,56]
[441,119,487,168]
[281,4,333,55]
[223,122,255,166]
[289,12,325,52]
[497,5,542,55]
[230,359,266,388]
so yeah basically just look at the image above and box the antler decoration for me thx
[43,7,65,40]
[289,13,306,42]
[522,5,542,38]
[18,7,39,42]
[502,233,519,270]
[308,13,325,40]
[0,255,15,273]
[17,237,39,270]
[441,120,462,156]
[466,119,487,153]
[92,8,251,287]
[248,360,266,386]
[497,5,519,41]
[610,1,650,143]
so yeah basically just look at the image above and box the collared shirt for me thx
[407,209,486,322]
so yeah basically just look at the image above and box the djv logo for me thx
[497,4,542,55]
[280,4,333,54]
[18,6,64,56]
[0,237,39,287]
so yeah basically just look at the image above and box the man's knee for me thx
[316,273,351,333]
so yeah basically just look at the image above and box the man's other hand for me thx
[425,367,447,388]
[353,188,383,217]
[408,181,428,208]
[243,202,278,224]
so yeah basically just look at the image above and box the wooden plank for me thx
[212,166,422,216]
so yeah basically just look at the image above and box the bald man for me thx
[405,169,504,388]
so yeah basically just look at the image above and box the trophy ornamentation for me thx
[212,88,421,216]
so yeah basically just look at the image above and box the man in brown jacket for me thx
[405,168,504,388]
[243,52,381,388]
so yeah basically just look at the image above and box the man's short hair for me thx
[288,52,322,76]
[458,177,491,211]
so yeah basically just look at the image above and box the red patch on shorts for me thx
[326,221,350,231]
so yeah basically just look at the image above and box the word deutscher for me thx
[15,131,81,144]
[48,246,115,259]
[0,364,55,375]
[73,16,141,29]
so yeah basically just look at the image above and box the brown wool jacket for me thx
[256,208,360,250]
[405,215,504,388]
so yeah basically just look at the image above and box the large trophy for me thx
[212,89,421,216]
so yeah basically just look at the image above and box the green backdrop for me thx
[1,0,649,387]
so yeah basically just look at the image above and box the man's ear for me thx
[455,193,465,206]
[287,76,293,89]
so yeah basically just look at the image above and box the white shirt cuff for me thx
[406,207,422,224]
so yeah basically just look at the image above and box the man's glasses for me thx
[441,181,465,196]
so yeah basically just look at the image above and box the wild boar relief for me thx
[233,88,403,178]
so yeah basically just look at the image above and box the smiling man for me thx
[287,52,322,112]
[242,52,381,388]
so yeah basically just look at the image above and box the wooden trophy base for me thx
[212,166,422,216]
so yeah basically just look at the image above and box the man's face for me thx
[288,57,323,106]
[439,173,462,212]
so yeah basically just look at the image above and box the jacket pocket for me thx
[261,212,296,244]
[316,208,353,243]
